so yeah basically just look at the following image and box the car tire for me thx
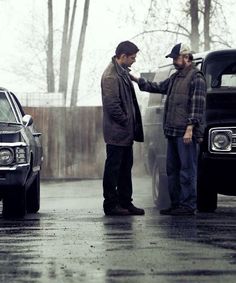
[26,172,40,213]
[3,186,26,217]
[197,159,217,212]
[152,161,170,209]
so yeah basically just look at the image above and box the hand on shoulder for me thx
[129,73,140,83]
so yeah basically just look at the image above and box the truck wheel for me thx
[27,172,40,213]
[152,161,170,209]
[197,161,217,212]
[3,186,26,217]
[152,162,160,206]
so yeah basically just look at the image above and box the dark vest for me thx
[164,66,199,129]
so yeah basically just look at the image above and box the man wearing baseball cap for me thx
[131,43,206,215]
[165,43,192,59]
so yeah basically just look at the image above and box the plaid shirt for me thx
[138,66,206,137]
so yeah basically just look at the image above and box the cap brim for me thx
[165,53,179,59]
[165,52,178,58]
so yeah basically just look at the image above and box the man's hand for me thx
[183,125,193,144]
[129,74,139,83]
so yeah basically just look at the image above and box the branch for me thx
[167,21,191,35]
[130,28,189,40]
[211,34,232,48]
[144,0,155,25]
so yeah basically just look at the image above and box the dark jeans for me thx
[103,144,133,212]
[166,136,197,210]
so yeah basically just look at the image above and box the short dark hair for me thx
[115,41,139,58]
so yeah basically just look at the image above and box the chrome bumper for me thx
[0,164,30,187]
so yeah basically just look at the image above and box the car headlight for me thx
[0,148,14,165]
[211,130,232,151]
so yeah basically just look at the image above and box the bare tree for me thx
[58,0,70,94]
[206,0,232,48]
[71,0,90,106]
[203,0,211,50]
[47,0,55,92]
[59,0,77,97]
[131,1,193,48]
[45,0,91,104]
[190,0,200,52]
[131,0,231,53]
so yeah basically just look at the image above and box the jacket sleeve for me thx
[188,73,206,126]
[189,73,207,138]
[102,76,128,126]
[137,77,170,94]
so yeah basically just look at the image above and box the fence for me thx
[24,106,145,180]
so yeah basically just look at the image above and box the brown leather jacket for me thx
[101,57,144,146]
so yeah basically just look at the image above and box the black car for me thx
[143,49,236,212]
[0,87,43,216]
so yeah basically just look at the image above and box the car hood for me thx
[0,123,23,143]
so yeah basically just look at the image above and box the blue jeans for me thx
[166,136,197,210]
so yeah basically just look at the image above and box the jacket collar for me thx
[112,56,130,77]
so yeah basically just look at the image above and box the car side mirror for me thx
[22,114,33,127]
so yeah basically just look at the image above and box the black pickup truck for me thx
[143,49,236,212]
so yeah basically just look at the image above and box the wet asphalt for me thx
[1,177,236,283]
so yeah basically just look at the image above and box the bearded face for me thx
[173,55,187,70]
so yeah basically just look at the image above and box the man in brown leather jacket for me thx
[101,41,144,216]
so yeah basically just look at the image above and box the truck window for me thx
[221,74,236,87]
[205,53,236,90]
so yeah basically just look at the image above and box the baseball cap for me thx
[165,43,191,58]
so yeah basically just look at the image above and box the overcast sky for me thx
[0,0,236,105]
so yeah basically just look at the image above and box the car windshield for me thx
[0,91,17,123]
[205,53,236,90]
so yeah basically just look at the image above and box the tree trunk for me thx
[58,0,70,94]
[70,0,90,106]
[189,0,199,52]
[64,0,77,97]
[204,0,211,50]
[59,0,77,100]
[47,0,55,92]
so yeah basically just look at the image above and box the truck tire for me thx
[152,161,160,206]
[197,160,217,212]
[26,172,40,213]
[152,161,170,209]
[3,186,26,217]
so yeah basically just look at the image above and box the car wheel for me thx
[26,172,40,213]
[152,161,170,209]
[3,186,26,217]
[197,160,217,212]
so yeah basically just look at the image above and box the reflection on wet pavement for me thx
[0,178,236,283]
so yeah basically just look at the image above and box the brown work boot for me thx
[126,204,145,215]
[104,205,130,216]
[159,207,173,215]
[170,206,196,216]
